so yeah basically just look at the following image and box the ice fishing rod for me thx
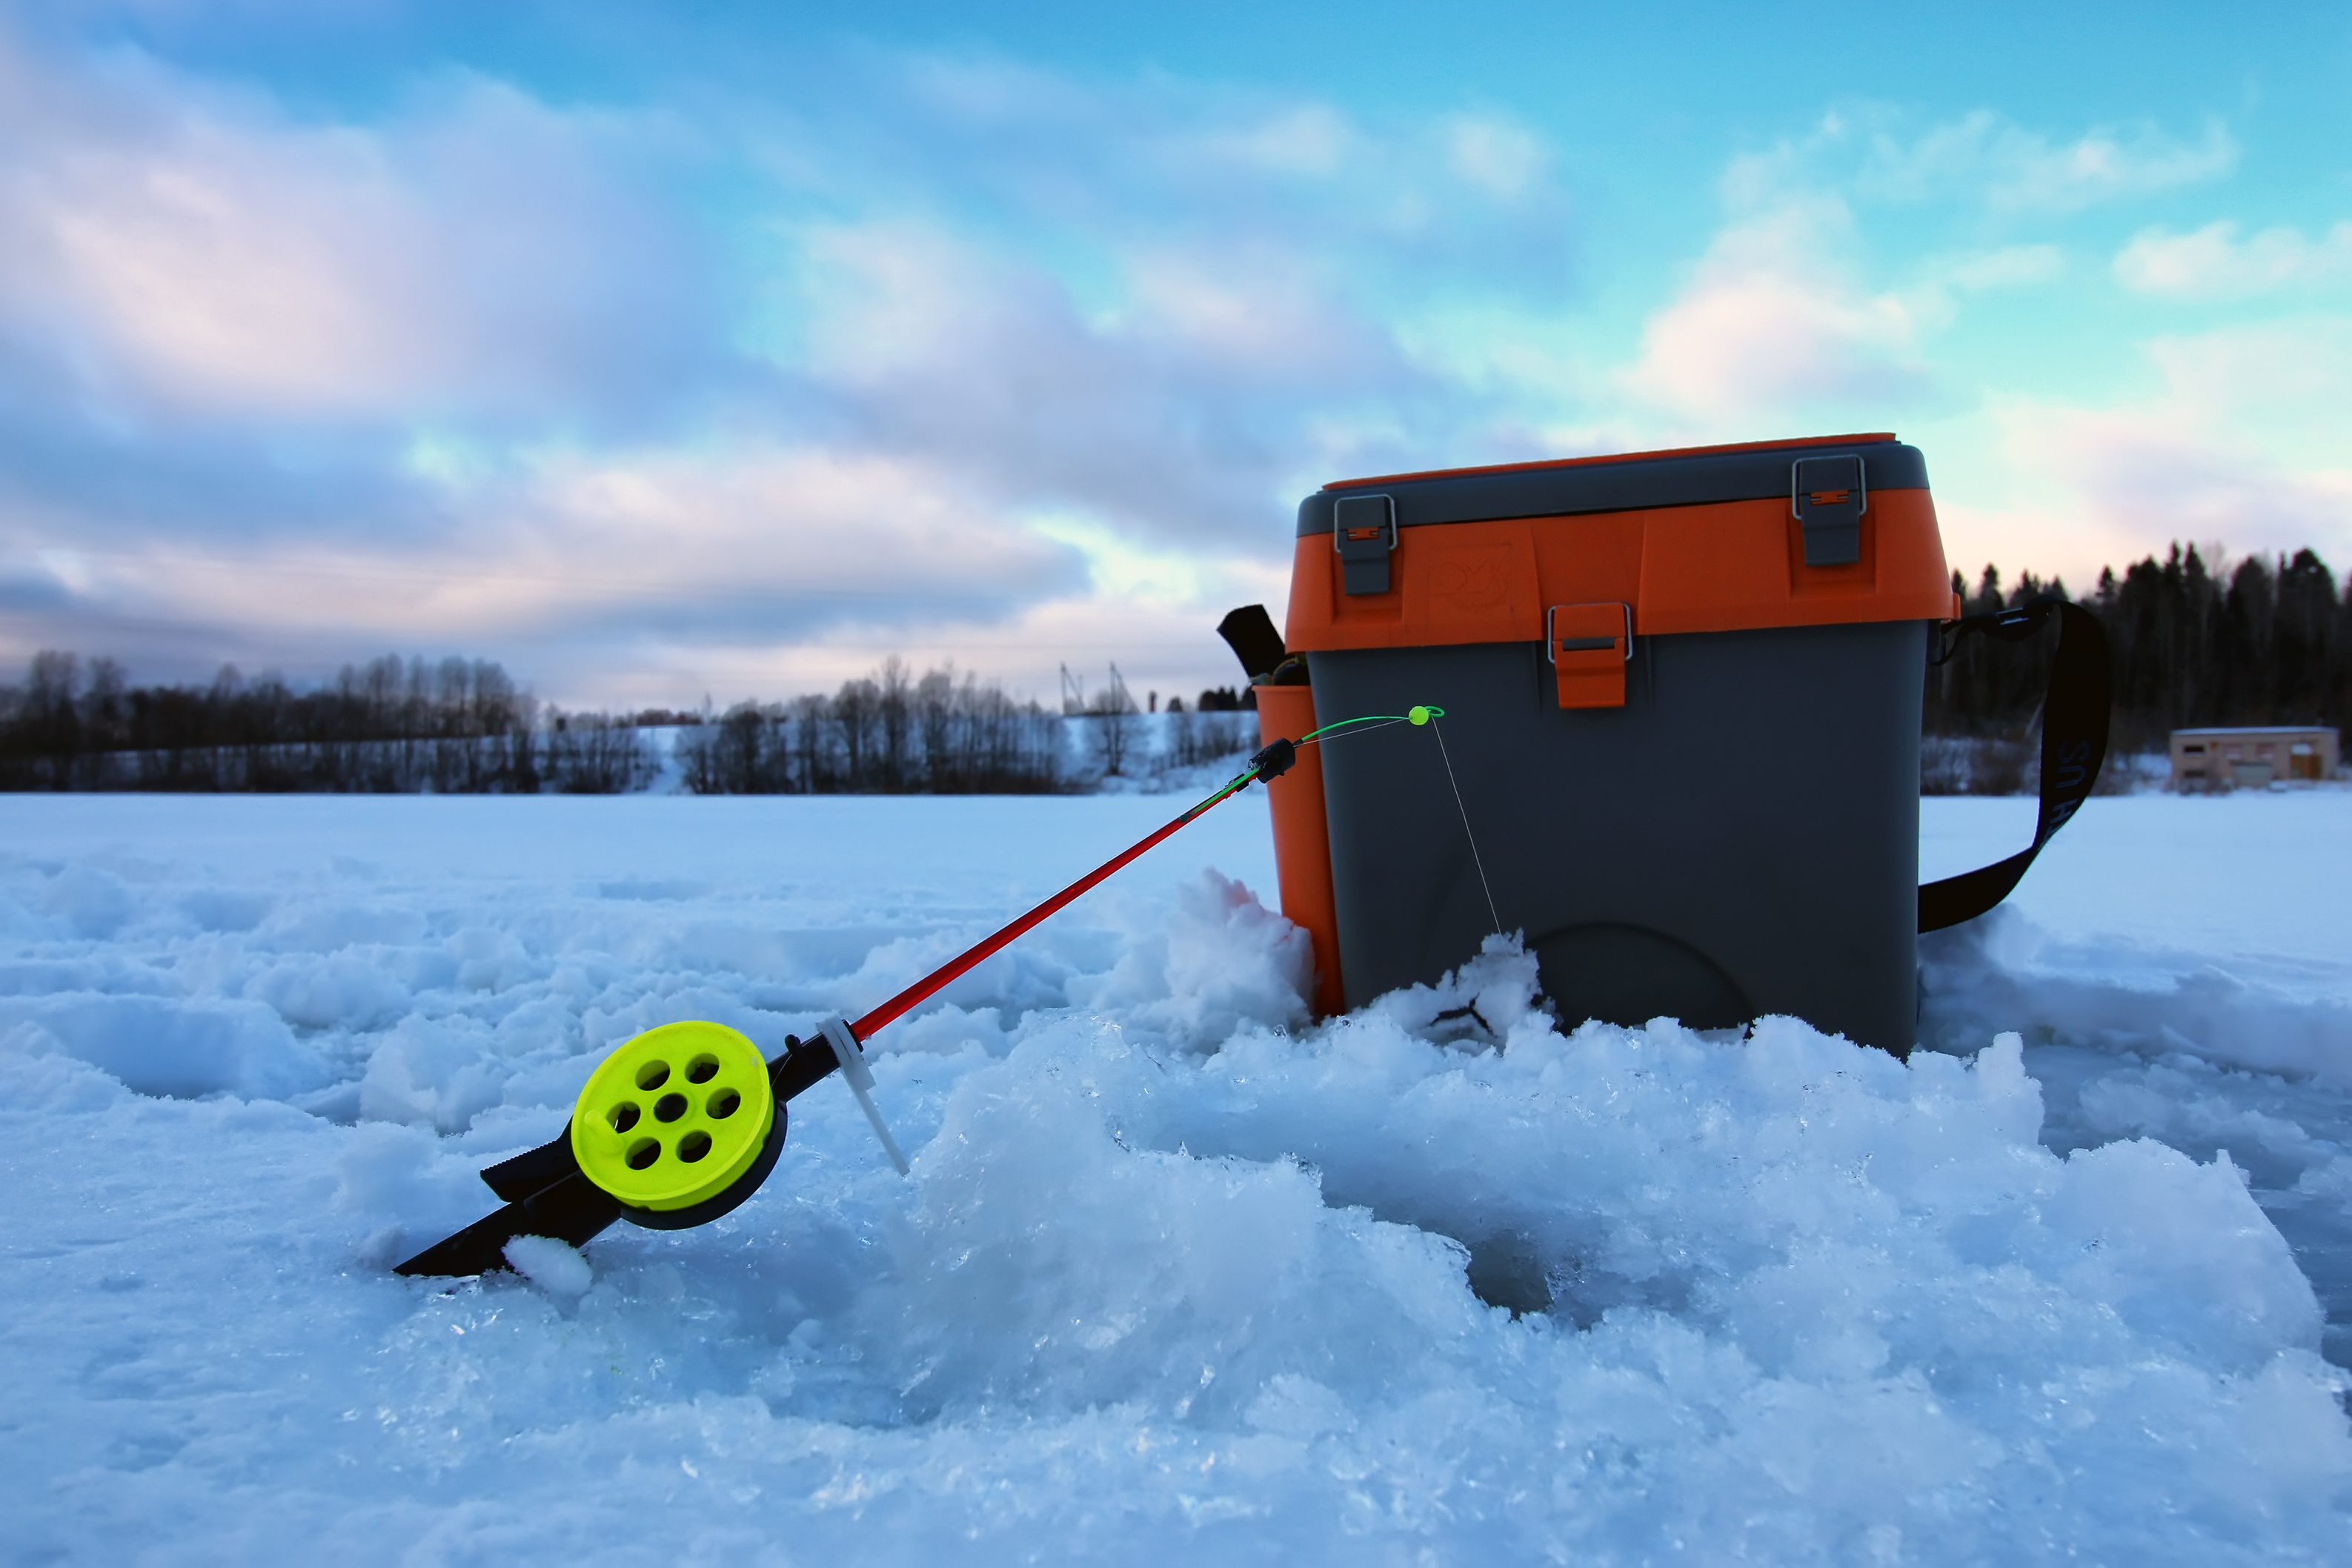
[393,706,1449,1278]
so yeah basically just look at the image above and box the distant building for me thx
[2170,726,2339,792]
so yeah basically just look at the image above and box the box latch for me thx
[1792,454,1865,567]
[1332,494,1397,596]
[1548,602,1632,709]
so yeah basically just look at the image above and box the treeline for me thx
[676,658,1259,794]
[1927,543,2352,752]
[0,652,651,793]
[0,651,1261,794]
[44,532,2312,798]
[679,660,1063,794]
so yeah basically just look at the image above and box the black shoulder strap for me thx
[1918,601,2112,934]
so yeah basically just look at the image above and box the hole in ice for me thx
[678,1130,712,1163]
[1463,1235,1554,1318]
[686,1054,720,1084]
[1544,1248,1693,1330]
[708,1088,740,1120]
[625,1137,660,1170]
[608,1102,640,1133]
[1335,1195,1691,1329]
[635,1061,670,1092]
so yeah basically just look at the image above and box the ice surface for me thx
[3,791,2351,1561]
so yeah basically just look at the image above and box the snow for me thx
[4,789,2352,1561]
[1924,793,2352,1083]
[502,1234,595,1300]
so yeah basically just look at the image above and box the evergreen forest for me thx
[1927,543,2352,751]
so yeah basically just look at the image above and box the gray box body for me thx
[1307,621,1928,1052]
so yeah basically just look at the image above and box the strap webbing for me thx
[1918,601,2112,934]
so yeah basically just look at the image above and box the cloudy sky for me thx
[3,1,2348,710]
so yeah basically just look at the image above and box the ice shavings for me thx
[40,862,138,938]
[4,792,2352,1561]
[2028,1043,2352,1371]
[1358,927,1549,1044]
[1065,868,1312,1050]
[21,992,2346,1562]
[503,1235,595,1300]
[0,990,330,1100]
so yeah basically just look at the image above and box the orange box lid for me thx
[1288,433,1952,651]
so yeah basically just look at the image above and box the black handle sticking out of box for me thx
[1217,605,1289,680]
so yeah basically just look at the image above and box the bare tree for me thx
[0,648,1073,795]
[876,656,914,790]
[834,677,877,788]
[545,709,656,793]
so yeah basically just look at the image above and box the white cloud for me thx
[0,37,709,422]
[2141,316,2352,451]
[1631,110,2237,440]
[1934,244,2067,293]
[1194,104,1358,179]
[1937,317,2352,588]
[1619,107,2349,591]
[784,218,1423,549]
[1119,247,1363,371]
[1860,110,2237,213]
[0,27,1590,702]
[1729,108,2238,219]
[1619,196,1933,427]
[505,444,1089,625]
[1,27,1576,541]
[1444,115,1547,201]
[1879,245,2067,342]
[0,436,1123,697]
[2114,220,2352,300]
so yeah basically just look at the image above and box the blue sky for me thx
[3,1,2348,709]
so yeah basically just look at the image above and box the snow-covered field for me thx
[5,788,2351,1562]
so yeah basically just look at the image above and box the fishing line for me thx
[1298,714,1412,745]
[1426,715,1502,936]
[1283,704,1501,934]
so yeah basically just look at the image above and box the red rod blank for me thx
[848,780,1252,1043]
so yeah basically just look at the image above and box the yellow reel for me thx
[570,1021,776,1212]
